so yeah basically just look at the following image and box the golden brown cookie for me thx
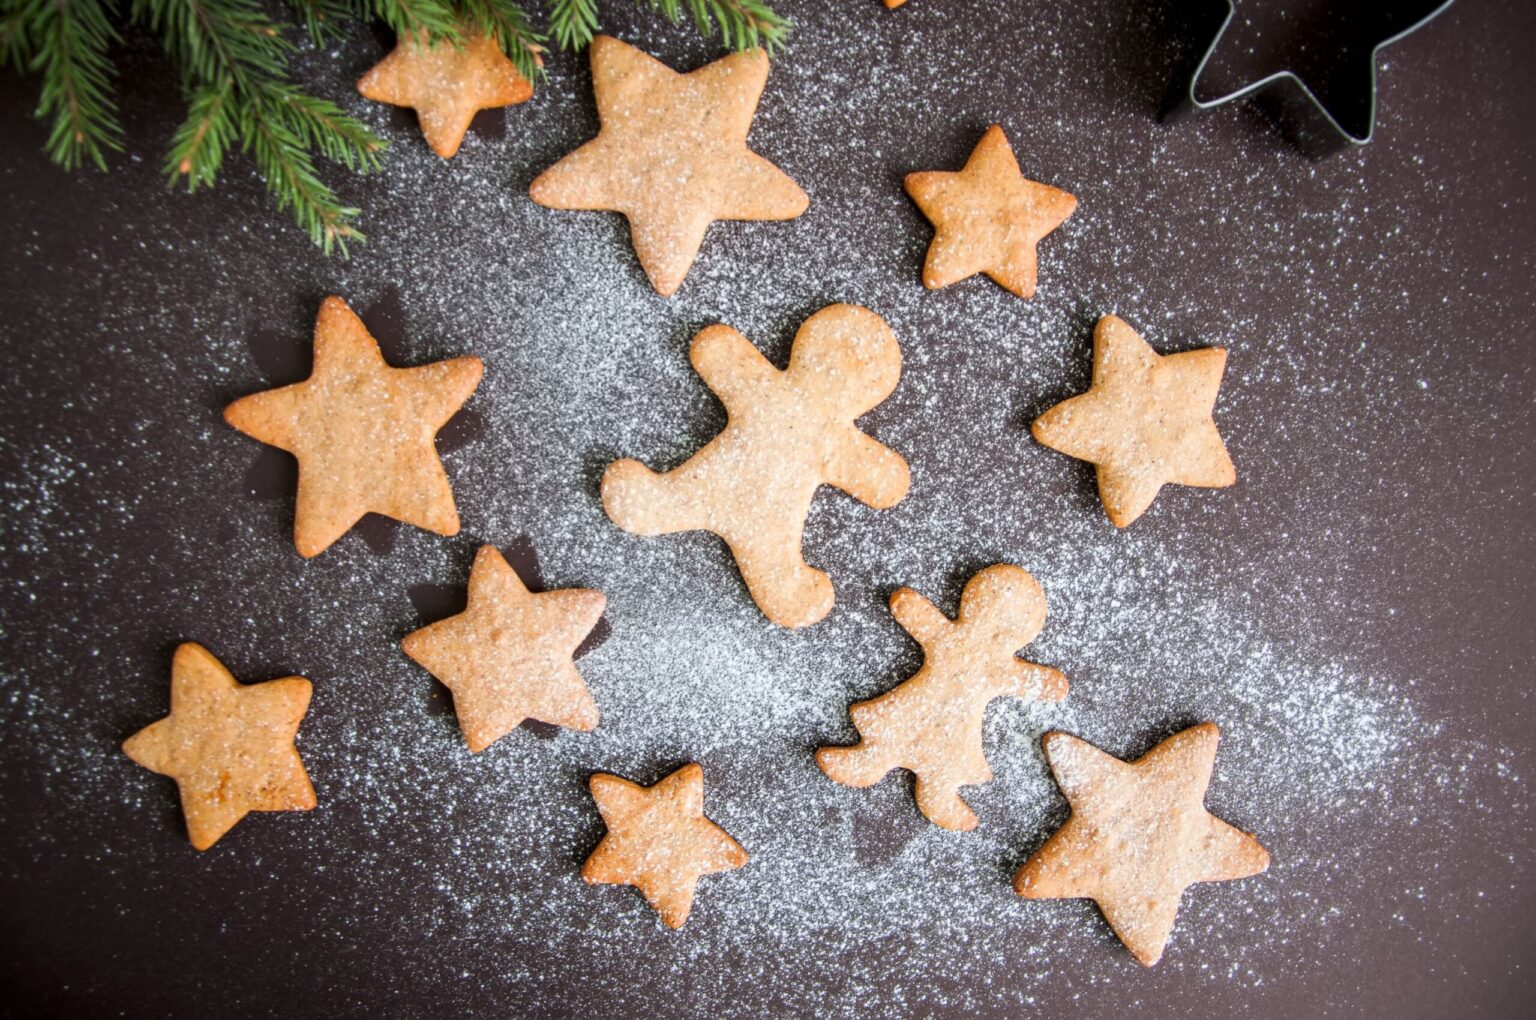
[224,296,484,557]
[582,763,748,928]
[122,643,316,851]
[401,544,605,753]
[601,304,909,628]
[817,564,1068,830]
[1031,314,1235,528]
[904,124,1076,299]
[357,30,534,159]
[528,35,808,297]
[1014,723,1270,966]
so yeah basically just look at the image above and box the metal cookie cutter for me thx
[1165,0,1456,157]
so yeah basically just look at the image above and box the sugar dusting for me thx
[1,0,1531,1015]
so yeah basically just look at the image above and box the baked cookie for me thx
[817,564,1068,830]
[582,763,748,928]
[904,124,1076,299]
[601,304,909,628]
[401,544,605,753]
[358,30,534,159]
[1014,723,1270,966]
[122,643,316,851]
[529,35,808,297]
[224,296,484,557]
[1032,314,1235,527]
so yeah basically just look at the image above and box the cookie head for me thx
[787,304,902,413]
[956,563,1048,647]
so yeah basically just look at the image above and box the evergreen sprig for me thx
[548,0,787,54]
[5,0,789,254]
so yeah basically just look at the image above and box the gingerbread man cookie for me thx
[529,36,808,297]
[817,564,1068,830]
[122,643,316,850]
[601,304,909,628]
[582,763,748,928]
[1014,723,1270,966]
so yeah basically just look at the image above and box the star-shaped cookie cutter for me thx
[1165,0,1455,157]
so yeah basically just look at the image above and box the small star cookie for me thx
[529,35,808,297]
[601,304,909,628]
[225,296,484,557]
[582,763,748,928]
[402,544,605,753]
[1014,723,1270,966]
[1031,314,1235,527]
[358,30,534,159]
[122,643,316,850]
[817,564,1068,830]
[904,124,1076,299]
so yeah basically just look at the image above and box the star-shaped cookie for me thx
[529,35,809,297]
[122,643,316,850]
[358,30,534,158]
[1031,314,1235,527]
[401,544,605,753]
[224,296,484,557]
[904,124,1076,299]
[582,763,748,928]
[1013,723,1270,966]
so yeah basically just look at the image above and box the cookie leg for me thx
[601,460,703,536]
[728,533,834,628]
[816,743,892,788]
[914,774,978,831]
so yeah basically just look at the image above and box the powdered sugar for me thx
[1,0,1531,1015]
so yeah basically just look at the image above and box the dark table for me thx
[2,0,1532,1015]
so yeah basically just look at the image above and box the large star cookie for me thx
[582,763,748,928]
[225,296,484,557]
[358,30,534,158]
[529,35,808,297]
[904,124,1076,299]
[818,564,1068,830]
[122,643,316,850]
[1013,723,1270,966]
[601,305,909,628]
[1031,314,1235,527]
[402,544,605,753]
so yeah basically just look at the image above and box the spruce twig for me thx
[27,0,124,171]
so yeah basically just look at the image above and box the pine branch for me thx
[458,0,544,82]
[546,0,596,51]
[655,0,788,53]
[1,0,34,71]
[261,80,385,172]
[132,0,382,253]
[241,92,363,255]
[27,0,124,171]
[547,0,788,55]
[131,0,291,90]
[164,76,235,189]
[364,0,461,42]
[286,0,351,45]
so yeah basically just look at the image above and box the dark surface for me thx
[2,0,1534,1017]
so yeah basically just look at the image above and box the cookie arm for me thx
[826,429,910,509]
[889,587,949,646]
[690,324,778,415]
[1006,660,1069,702]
